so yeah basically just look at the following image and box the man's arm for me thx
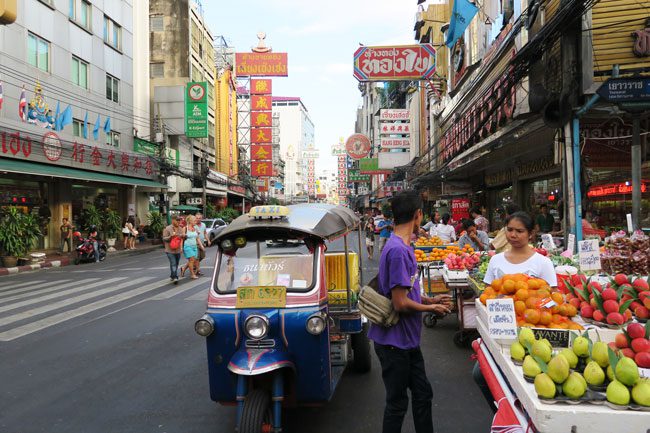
[391,287,451,315]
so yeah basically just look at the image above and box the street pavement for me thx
[0,235,493,433]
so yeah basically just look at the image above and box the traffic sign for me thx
[596,77,650,103]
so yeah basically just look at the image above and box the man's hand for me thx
[422,294,452,305]
[427,304,451,315]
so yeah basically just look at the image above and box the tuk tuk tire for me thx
[351,322,371,373]
[240,389,273,433]
[423,313,437,328]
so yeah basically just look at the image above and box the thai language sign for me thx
[185,82,208,138]
[486,298,517,340]
[353,44,436,81]
[578,239,601,272]
[348,170,370,182]
[451,198,470,222]
[359,157,392,174]
[302,149,319,159]
[380,109,410,121]
[236,53,288,77]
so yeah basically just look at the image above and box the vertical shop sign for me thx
[185,82,208,138]
[250,79,272,94]
[451,198,470,221]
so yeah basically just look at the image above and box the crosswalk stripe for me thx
[0,278,107,314]
[0,280,65,298]
[0,280,75,304]
[0,280,46,292]
[149,280,209,300]
[0,277,205,341]
[0,277,145,327]
[184,291,208,301]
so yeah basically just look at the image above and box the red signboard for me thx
[345,133,372,159]
[236,53,288,77]
[251,161,273,177]
[251,144,273,160]
[251,111,272,127]
[587,181,648,198]
[581,119,648,168]
[251,95,272,111]
[251,128,272,144]
[451,198,470,222]
[353,44,436,82]
[250,79,272,94]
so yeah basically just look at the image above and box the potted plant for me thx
[147,211,166,244]
[82,205,102,234]
[102,209,122,252]
[0,207,41,267]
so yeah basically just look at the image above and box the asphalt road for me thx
[0,234,493,433]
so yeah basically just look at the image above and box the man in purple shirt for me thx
[368,190,452,433]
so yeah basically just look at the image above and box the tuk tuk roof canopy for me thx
[215,204,359,242]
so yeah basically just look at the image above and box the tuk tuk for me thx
[194,204,371,433]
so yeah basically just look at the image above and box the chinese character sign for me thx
[250,79,272,94]
[250,78,273,178]
[251,128,272,144]
[251,161,272,177]
[251,144,272,160]
[251,112,272,127]
[251,95,272,110]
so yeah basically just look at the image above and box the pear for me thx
[519,328,536,346]
[563,372,587,399]
[573,336,590,358]
[559,348,578,369]
[631,379,650,407]
[606,365,615,382]
[583,361,605,386]
[541,338,552,351]
[615,357,640,387]
[534,373,556,399]
[510,341,526,362]
[606,380,631,405]
[547,355,570,384]
[591,341,609,368]
[523,355,542,378]
[531,340,552,363]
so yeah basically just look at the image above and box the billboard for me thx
[184,82,208,138]
[359,157,392,175]
[353,44,436,82]
[378,152,411,169]
[345,133,372,159]
[380,109,410,121]
[380,122,411,135]
[380,137,410,149]
[236,52,288,77]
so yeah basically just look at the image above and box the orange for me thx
[550,305,560,314]
[568,322,584,330]
[502,274,515,283]
[557,322,569,329]
[512,274,529,282]
[551,292,564,305]
[552,314,564,324]
[515,280,529,292]
[517,319,526,327]
[479,293,489,305]
[523,309,541,325]
[491,278,503,292]
[515,289,529,302]
[539,284,551,292]
[514,300,526,316]
[483,287,496,297]
[525,297,540,309]
[558,304,569,316]
[565,305,577,317]
[539,310,553,325]
[503,280,516,294]
[527,279,540,290]
[520,322,535,328]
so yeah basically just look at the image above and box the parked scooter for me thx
[73,230,107,265]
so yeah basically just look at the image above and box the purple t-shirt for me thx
[368,234,422,350]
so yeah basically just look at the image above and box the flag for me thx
[18,86,27,121]
[103,116,111,133]
[83,112,89,139]
[59,105,72,131]
[93,114,101,140]
[54,101,61,130]
[445,0,479,48]
[0,81,3,110]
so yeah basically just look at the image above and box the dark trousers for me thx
[166,252,180,279]
[374,343,434,433]
[60,237,72,253]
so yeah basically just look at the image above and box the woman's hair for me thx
[441,213,451,225]
[505,211,535,232]
[462,218,476,231]
[127,215,135,225]
[186,215,195,225]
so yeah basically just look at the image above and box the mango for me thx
[563,372,587,399]
[534,373,556,399]
[547,355,570,384]
[615,357,640,387]
[591,341,609,368]
[584,361,605,386]
[631,379,650,407]
[606,380,631,405]
[523,355,542,378]
[573,336,590,358]
[558,348,578,369]
[510,341,526,362]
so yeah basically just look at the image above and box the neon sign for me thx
[587,181,648,198]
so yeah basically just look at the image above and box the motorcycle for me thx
[73,231,107,265]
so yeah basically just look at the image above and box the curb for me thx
[0,244,163,277]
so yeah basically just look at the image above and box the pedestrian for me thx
[368,190,451,433]
[470,206,489,232]
[365,217,376,260]
[490,203,520,252]
[434,213,456,244]
[121,217,130,250]
[59,217,73,253]
[195,212,211,276]
[457,219,490,251]
[377,216,393,254]
[124,216,137,250]
[88,225,100,263]
[180,215,203,280]
[420,212,439,237]
[162,215,183,283]
[535,204,555,234]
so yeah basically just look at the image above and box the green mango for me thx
[606,380,631,405]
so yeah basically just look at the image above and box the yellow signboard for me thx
[236,286,287,308]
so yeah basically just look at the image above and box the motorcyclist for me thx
[88,225,100,263]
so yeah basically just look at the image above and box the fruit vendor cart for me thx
[443,267,479,347]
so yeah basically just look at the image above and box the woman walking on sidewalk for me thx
[162,215,183,283]
[180,215,204,280]
[365,217,376,260]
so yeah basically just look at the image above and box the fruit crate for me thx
[476,315,650,433]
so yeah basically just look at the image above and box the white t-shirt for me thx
[433,223,456,243]
[483,252,557,286]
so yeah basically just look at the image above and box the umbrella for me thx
[171,205,201,212]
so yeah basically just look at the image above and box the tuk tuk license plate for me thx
[236,286,287,308]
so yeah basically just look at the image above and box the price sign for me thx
[541,234,555,251]
[486,298,517,340]
[566,234,576,255]
[627,213,634,233]
[578,239,601,272]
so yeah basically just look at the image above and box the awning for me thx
[171,205,201,211]
[0,158,168,188]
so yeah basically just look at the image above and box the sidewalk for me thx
[0,242,163,277]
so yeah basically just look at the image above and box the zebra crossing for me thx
[0,274,210,342]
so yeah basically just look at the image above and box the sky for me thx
[201,0,419,170]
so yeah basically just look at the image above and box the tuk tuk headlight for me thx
[306,313,326,335]
[194,315,214,337]
[244,315,269,340]
[234,236,247,248]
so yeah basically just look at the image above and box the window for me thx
[27,33,49,72]
[103,15,122,50]
[72,56,88,89]
[69,1,91,30]
[106,131,120,148]
[150,16,163,32]
[105,74,119,103]
[150,62,164,78]
[72,119,83,137]
[68,0,75,19]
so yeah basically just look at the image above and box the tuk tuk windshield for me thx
[214,241,316,293]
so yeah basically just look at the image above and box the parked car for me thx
[203,218,227,245]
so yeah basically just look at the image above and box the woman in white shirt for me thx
[433,213,457,244]
[483,211,557,286]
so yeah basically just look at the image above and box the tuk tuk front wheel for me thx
[351,322,371,373]
[240,389,273,433]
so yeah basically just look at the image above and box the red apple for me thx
[644,297,650,310]
[614,274,629,286]
[593,310,606,322]
[634,306,650,320]
[622,348,636,359]
[624,309,633,321]
[627,323,646,339]
[607,312,625,325]
[635,351,650,368]
[615,333,629,349]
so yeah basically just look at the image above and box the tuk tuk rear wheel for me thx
[240,389,273,433]
[351,322,371,373]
